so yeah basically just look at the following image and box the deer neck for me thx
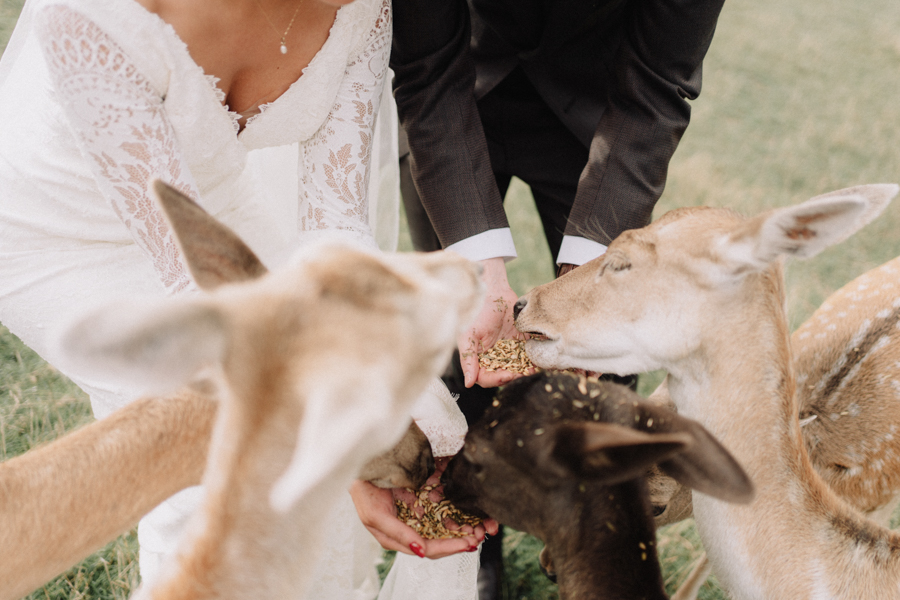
[667,269,801,478]
[665,269,900,599]
[149,384,317,599]
[549,480,668,600]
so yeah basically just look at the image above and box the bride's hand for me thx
[349,458,499,559]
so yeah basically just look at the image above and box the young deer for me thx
[648,253,900,530]
[2,181,482,600]
[441,372,752,600]
[514,184,900,599]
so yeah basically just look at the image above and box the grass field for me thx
[2,0,900,598]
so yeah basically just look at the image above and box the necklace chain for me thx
[254,1,302,55]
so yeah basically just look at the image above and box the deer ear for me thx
[55,297,228,395]
[152,180,269,290]
[550,421,692,484]
[718,184,898,273]
[646,411,755,504]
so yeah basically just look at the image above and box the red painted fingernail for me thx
[410,543,425,558]
[468,545,479,552]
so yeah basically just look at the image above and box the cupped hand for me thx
[458,257,528,388]
[349,458,498,560]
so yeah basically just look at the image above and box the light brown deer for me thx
[0,321,433,600]
[513,184,900,599]
[0,181,483,600]
[796,253,900,525]
[648,253,900,531]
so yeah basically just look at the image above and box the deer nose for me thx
[513,297,527,320]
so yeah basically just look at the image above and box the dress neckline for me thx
[123,0,344,136]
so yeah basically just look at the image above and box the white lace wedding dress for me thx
[0,1,478,598]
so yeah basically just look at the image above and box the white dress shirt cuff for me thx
[444,228,517,263]
[557,236,608,266]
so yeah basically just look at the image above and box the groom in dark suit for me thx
[391,1,726,597]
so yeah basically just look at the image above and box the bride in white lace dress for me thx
[0,0,487,598]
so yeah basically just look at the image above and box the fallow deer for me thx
[643,252,900,598]
[441,372,753,600]
[514,184,900,599]
[649,254,900,530]
[1,181,483,600]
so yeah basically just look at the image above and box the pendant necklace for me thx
[255,0,302,55]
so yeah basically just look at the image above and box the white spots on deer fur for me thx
[877,308,893,320]
[847,403,861,417]
[826,324,837,332]
[819,319,878,407]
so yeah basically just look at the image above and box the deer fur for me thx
[0,391,433,600]
[441,372,753,600]
[643,252,900,599]
[513,184,900,599]
[0,389,215,600]
[648,252,900,529]
[796,253,900,524]
[4,181,482,600]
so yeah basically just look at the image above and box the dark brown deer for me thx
[442,372,753,600]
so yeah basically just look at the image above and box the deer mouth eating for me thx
[524,331,551,342]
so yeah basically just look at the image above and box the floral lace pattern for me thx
[299,0,390,241]
[36,5,194,294]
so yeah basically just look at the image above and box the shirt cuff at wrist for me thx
[557,236,607,266]
[444,228,517,263]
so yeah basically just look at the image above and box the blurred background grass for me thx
[2,0,900,597]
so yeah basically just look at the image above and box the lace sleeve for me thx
[35,5,195,294]
[298,0,391,240]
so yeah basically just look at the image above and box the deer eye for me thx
[600,251,632,275]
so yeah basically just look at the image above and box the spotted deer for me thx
[0,181,482,600]
[648,253,900,531]
[513,184,900,599]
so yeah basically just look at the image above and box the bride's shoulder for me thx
[32,0,177,90]
[337,0,390,56]
[32,0,168,35]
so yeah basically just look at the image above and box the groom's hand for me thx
[458,258,526,388]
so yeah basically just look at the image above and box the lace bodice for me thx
[31,0,391,294]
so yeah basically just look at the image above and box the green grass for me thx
[3,0,900,597]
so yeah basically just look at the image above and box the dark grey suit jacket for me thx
[391,0,726,247]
